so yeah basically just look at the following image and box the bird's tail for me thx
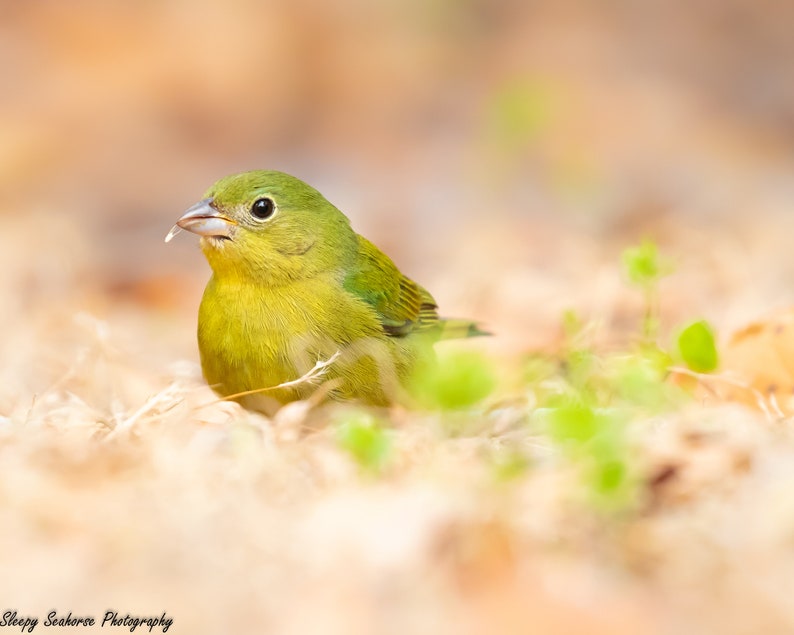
[436,319,492,341]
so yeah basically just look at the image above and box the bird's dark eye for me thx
[251,197,275,220]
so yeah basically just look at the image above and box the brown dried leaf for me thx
[720,308,794,414]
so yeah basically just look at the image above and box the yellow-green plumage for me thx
[170,170,483,414]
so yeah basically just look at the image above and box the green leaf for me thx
[677,320,719,373]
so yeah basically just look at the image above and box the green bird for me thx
[167,170,484,414]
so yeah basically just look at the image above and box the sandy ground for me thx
[4,2,794,633]
[3,206,794,635]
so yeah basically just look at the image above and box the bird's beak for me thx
[165,198,237,243]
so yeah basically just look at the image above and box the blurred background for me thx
[4,2,794,633]
[3,0,794,350]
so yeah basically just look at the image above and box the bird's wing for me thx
[343,236,439,337]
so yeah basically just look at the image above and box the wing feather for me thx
[343,236,439,337]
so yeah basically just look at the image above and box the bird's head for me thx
[167,170,356,284]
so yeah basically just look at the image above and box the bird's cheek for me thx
[275,237,316,257]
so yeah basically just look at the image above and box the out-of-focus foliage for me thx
[486,79,555,152]
[621,240,674,341]
[334,411,392,474]
[408,349,496,411]
[523,244,698,508]
[622,241,672,290]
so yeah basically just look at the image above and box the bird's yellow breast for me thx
[197,271,406,411]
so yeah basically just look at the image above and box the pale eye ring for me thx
[251,197,276,220]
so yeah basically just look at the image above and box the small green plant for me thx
[621,240,674,341]
[334,412,392,474]
[523,242,698,508]
[622,240,668,288]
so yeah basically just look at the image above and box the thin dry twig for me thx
[103,383,184,441]
[667,366,783,421]
[198,351,342,408]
